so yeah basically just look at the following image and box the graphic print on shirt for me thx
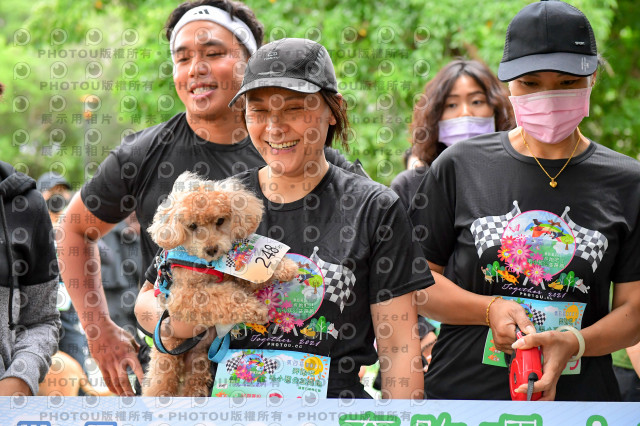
[231,247,354,341]
[215,247,356,398]
[261,253,324,335]
[482,297,586,374]
[471,202,608,293]
[310,246,356,315]
[212,348,331,398]
[471,202,608,374]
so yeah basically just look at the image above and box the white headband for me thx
[169,5,258,61]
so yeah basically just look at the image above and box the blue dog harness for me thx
[155,246,225,297]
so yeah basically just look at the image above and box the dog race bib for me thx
[211,349,330,399]
[217,234,291,283]
[161,234,290,284]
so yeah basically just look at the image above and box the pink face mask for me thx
[509,87,592,144]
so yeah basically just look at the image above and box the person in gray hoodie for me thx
[0,158,61,396]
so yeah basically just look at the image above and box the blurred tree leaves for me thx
[0,0,637,186]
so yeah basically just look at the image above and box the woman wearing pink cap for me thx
[411,0,640,401]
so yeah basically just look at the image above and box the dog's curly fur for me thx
[143,172,298,397]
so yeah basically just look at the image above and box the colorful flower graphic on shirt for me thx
[275,311,302,333]
[526,263,546,285]
[502,235,518,247]
[257,287,282,309]
[507,259,527,275]
[497,246,512,262]
[474,204,606,296]
[509,239,532,265]
[253,254,324,335]
[489,210,577,288]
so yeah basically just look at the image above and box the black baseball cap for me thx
[36,171,71,192]
[498,0,598,82]
[229,38,338,106]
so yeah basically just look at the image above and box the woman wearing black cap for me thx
[410,1,640,401]
[224,38,433,399]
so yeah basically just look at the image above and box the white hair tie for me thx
[169,5,257,62]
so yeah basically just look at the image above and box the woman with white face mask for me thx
[391,60,515,208]
[410,0,640,401]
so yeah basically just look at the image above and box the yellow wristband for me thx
[485,296,503,328]
[556,325,585,362]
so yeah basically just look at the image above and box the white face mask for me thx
[509,87,592,144]
[438,116,496,146]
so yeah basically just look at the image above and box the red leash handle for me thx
[509,328,543,401]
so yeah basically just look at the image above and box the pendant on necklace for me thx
[549,180,558,188]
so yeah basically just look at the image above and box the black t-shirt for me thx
[390,166,429,209]
[409,132,640,401]
[232,164,434,389]
[81,113,353,279]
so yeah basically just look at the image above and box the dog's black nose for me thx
[205,245,219,257]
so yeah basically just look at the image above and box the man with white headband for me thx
[169,5,258,56]
[58,0,266,397]
[59,0,356,397]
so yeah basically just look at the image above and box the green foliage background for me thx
[0,0,638,187]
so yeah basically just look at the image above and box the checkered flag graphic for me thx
[310,247,356,313]
[530,308,546,326]
[470,201,521,257]
[262,357,279,374]
[225,355,243,372]
[225,353,279,374]
[561,207,609,272]
[225,238,253,269]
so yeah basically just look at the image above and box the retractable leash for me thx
[506,326,542,401]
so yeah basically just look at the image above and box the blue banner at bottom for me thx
[1,396,638,426]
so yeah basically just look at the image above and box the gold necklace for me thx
[520,127,583,188]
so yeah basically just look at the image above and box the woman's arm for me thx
[135,280,214,339]
[418,262,535,352]
[371,292,424,399]
[626,340,640,377]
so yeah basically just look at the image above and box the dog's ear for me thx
[147,195,187,249]
[224,180,264,239]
